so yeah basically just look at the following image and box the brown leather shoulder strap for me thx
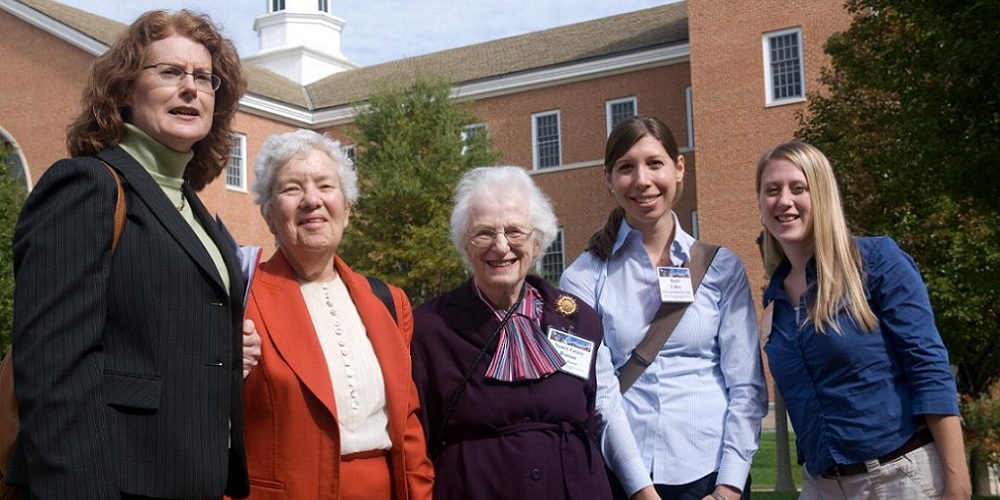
[98,160,126,252]
[617,240,721,393]
[0,345,15,483]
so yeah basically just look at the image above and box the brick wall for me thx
[688,0,852,394]
[467,63,694,265]
[1,11,93,187]
[689,0,851,300]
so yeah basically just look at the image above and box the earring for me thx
[759,216,764,226]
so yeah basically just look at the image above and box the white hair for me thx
[251,129,358,215]
[449,166,558,269]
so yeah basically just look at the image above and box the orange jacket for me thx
[239,251,434,499]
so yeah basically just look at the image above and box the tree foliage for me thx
[797,0,1000,396]
[339,79,500,306]
[0,145,27,353]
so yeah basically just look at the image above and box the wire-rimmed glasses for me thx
[142,63,221,92]
[468,226,535,247]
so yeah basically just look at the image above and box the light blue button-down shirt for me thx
[561,214,768,495]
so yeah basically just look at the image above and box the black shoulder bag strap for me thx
[365,275,398,325]
[617,241,720,394]
[430,285,524,460]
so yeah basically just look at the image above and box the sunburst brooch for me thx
[554,294,578,317]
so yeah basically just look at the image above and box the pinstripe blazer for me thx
[240,252,434,499]
[10,146,250,499]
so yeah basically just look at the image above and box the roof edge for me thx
[1,0,107,56]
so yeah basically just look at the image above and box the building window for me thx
[226,133,247,191]
[532,111,561,170]
[763,28,805,105]
[270,0,285,12]
[342,144,356,165]
[461,123,487,155]
[606,97,637,135]
[537,228,565,283]
[318,0,329,13]
[1,137,28,189]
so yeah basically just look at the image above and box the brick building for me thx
[0,0,850,301]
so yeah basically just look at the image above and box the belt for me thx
[822,428,934,478]
[342,449,389,462]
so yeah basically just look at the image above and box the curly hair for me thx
[66,9,247,190]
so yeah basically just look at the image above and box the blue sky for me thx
[54,0,677,66]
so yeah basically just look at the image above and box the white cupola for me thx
[244,0,359,85]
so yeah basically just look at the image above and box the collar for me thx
[611,211,694,266]
[763,254,819,304]
[473,280,540,317]
[119,123,194,182]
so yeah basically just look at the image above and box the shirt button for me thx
[530,468,541,480]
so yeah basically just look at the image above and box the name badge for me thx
[546,327,594,380]
[657,267,695,303]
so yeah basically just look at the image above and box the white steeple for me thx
[245,0,359,85]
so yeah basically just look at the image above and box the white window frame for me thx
[225,133,247,192]
[532,110,562,170]
[606,97,638,136]
[318,0,329,13]
[270,0,285,12]
[536,228,565,283]
[763,27,806,106]
[461,123,487,155]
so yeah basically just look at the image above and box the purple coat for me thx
[411,276,612,499]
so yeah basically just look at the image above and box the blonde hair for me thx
[756,141,877,334]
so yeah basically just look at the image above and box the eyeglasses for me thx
[142,63,221,92]
[468,226,535,247]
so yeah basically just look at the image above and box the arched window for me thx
[0,130,30,192]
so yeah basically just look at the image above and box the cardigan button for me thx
[530,468,541,480]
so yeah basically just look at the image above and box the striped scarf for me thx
[481,284,565,382]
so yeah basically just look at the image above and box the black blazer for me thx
[10,146,250,498]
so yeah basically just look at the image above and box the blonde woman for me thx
[756,141,971,499]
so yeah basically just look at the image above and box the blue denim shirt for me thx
[762,236,959,477]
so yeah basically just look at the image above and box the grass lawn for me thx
[751,431,801,492]
[751,493,800,500]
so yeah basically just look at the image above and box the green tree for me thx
[0,144,27,353]
[797,0,1000,492]
[340,79,500,306]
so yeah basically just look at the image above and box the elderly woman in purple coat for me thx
[411,166,613,499]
